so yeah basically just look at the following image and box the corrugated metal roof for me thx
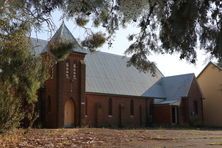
[85,51,163,96]
[30,38,163,96]
[30,38,48,55]
[143,73,194,104]
[30,23,164,97]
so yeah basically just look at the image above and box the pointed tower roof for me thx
[47,22,87,54]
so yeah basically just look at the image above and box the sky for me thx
[31,10,216,77]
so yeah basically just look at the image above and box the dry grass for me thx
[1,128,222,147]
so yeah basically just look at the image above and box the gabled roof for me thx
[46,23,88,54]
[85,52,163,96]
[197,62,222,79]
[30,38,48,55]
[30,23,164,97]
[143,73,195,105]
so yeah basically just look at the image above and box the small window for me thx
[85,97,88,116]
[65,62,70,78]
[48,96,51,113]
[193,101,198,115]
[108,98,112,116]
[73,63,77,79]
[130,100,134,116]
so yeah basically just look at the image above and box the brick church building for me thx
[33,23,203,128]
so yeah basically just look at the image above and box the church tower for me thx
[42,23,87,128]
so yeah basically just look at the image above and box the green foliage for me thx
[93,19,100,27]
[49,42,74,61]
[1,0,222,131]
[0,8,48,130]
[0,85,24,133]
[189,117,203,127]
[75,17,89,26]
[2,0,222,73]
[0,1,222,131]
[82,33,106,51]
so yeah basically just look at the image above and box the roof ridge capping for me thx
[87,51,164,77]
[164,73,195,78]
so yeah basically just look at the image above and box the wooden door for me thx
[172,106,179,124]
[64,99,75,127]
[94,103,102,127]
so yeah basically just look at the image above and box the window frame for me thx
[47,96,51,113]
[65,61,70,79]
[108,98,112,116]
[193,100,198,116]
[73,62,77,80]
[130,99,134,116]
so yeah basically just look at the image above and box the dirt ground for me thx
[1,128,222,148]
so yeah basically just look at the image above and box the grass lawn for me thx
[1,128,222,147]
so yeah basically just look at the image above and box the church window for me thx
[193,101,198,116]
[65,62,70,78]
[108,98,112,116]
[73,63,77,79]
[130,99,134,116]
[48,96,51,113]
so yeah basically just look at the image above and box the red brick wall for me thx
[42,52,85,128]
[186,78,203,124]
[40,52,203,128]
[84,93,153,128]
[153,105,171,125]
[153,78,203,126]
[180,97,189,125]
[179,78,203,125]
[41,52,154,128]
[41,54,58,128]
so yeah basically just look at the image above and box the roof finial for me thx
[61,20,65,26]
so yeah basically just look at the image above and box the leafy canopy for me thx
[0,1,49,129]
[2,0,222,73]
[1,0,222,130]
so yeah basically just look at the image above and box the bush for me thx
[0,89,23,133]
[189,117,203,127]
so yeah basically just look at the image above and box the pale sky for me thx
[31,10,216,77]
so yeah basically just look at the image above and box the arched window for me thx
[48,96,51,113]
[193,101,198,116]
[65,61,70,78]
[130,100,134,116]
[108,98,112,116]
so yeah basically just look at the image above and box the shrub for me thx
[0,89,23,133]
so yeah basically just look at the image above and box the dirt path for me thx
[1,128,222,147]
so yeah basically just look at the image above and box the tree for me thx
[0,1,48,130]
[1,0,222,129]
[2,0,222,71]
